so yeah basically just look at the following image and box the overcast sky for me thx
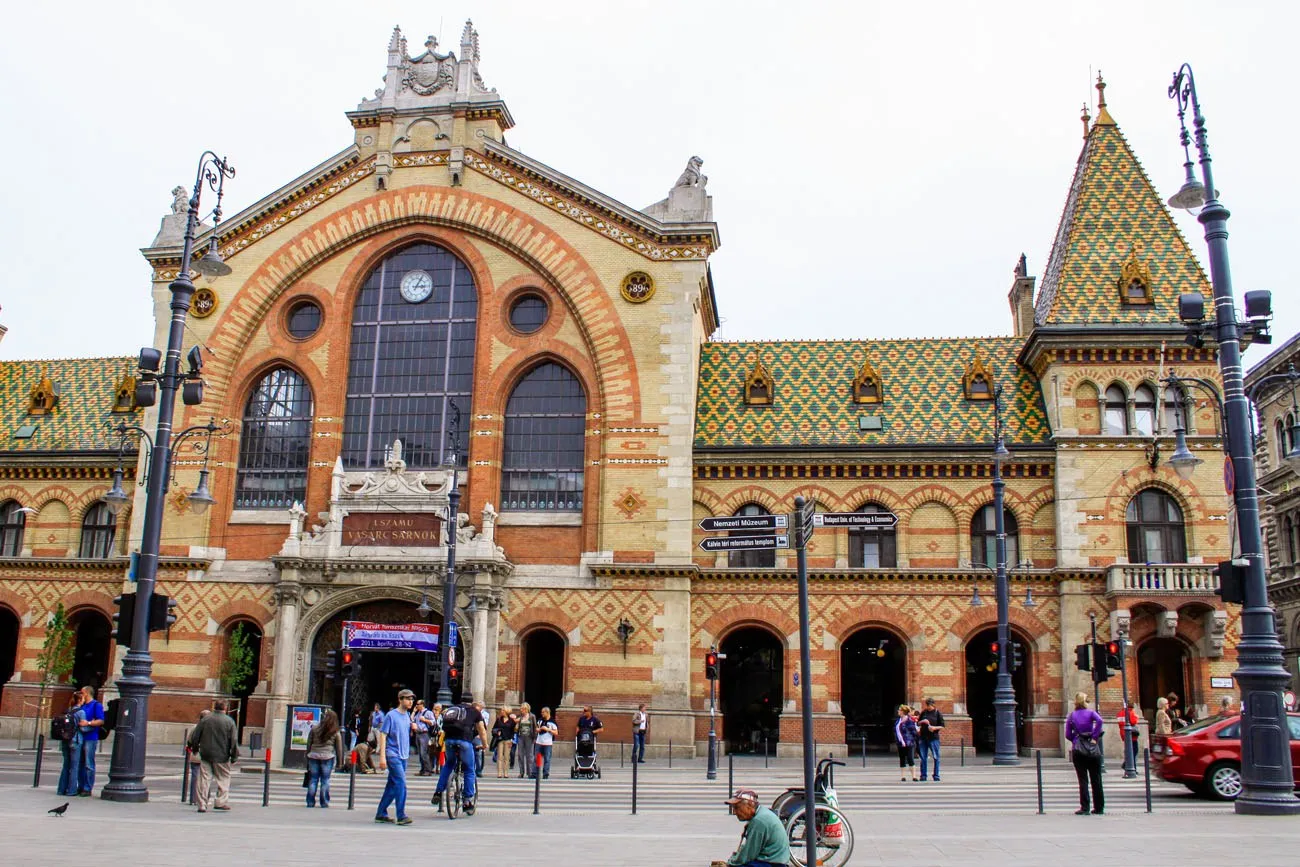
[1,1,1294,369]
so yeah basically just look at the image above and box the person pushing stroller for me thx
[572,705,604,779]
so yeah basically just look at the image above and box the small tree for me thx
[219,622,255,696]
[35,603,76,745]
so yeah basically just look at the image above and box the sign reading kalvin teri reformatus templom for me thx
[343,620,439,652]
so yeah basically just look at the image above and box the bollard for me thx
[1143,747,1152,813]
[262,748,271,807]
[533,750,543,815]
[348,751,357,810]
[668,739,672,768]
[32,733,44,788]
[728,751,733,794]
[181,745,190,803]
[764,737,769,769]
[862,737,867,768]
[631,747,638,815]
[620,741,624,768]
[960,738,965,767]
[189,758,199,806]
[1035,750,1044,815]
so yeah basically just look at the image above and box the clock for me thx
[399,269,433,303]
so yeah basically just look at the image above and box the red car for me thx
[1152,712,1300,800]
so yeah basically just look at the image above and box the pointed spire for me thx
[1080,102,1091,140]
[460,19,475,58]
[1094,71,1115,126]
[388,25,403,52]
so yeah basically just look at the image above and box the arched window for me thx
[729,503,776,568]
[1126,489,1186,563]
[1284,513,1299,565]
[1286,412,1298,463]
[1103,384,1128,435]
[1279,419,1290,467]
[78,504,116,559]
[501,363,586,511]
[971,504,1019,570]
[343,243,477,469]
[235,368,313,510]
[0,501,25,556]
[1133,385,1157,437]
[1166,386,1190,435]
[849,502,897,568]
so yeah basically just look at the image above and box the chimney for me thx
[1008,253,1036,337]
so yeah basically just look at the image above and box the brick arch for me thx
[840,484,906,513]
[507,606,580,641]
[33,488,75,510]
[71,487,113,518]
[898,484,964,515]
[825,603,925,650]
[1064,372,1101,395]
[785,484,843,512]
[699,603,799,647]
[692,490,725,517]
[1103,475,1201,523]
[717,487,783,517]
[964,494,1027,535]
[209,600,274,632]
[949,604,1053,647]
[0,588,29,620]
[1015,483,1056,517]
[483,350,600,419]
[62,592,115,621]
[0,486,30,506]
[203,187,641,423]
[221,355,323,432]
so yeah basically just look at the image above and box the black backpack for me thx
[50,708,78,742]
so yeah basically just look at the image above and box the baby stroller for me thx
[571,730,601,779]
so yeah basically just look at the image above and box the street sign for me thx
[699,534,790,552]
[698,514,788,532]
[812,511,899,529]
[1224,456,1235,496]
[448,620,459,648]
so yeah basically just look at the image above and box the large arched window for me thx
[1126,489,1186,563]
[0,501,25,556]
[343,243,477,469]
[729,503,777,568]
[849,502,897,568]
[501,363,586,511]
[1103,384,1128,435]
[78,504,116,559]
[971,504,1019,570]
[1133,385,1157,437]
[235,368,313,510]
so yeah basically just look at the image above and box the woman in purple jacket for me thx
[1065,691,1105,814]
[894,704,919,781]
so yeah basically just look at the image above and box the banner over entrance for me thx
[343,620,439,653]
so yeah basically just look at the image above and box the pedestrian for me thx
[1154,696,1173,736]
[306,708,344,807]
[1218,696,1234,716]
[55,690,85,797]
[187,699,239,813]
[75,685,105,796]
[412,700,434,776]
[474,699,490,775]
[187,710,208,798]
[535,706,558,779]
[715,787,791,867]
[491,707,514,778]
[428,703,444,771]
[374,688,415,825]
[577,705,604,737]
[433,692,487,816]
[516,701,537,779]
[916,697,945,781]
[1166,692,1185,728]
[632,703,649,763]
[1065,691,1104,815]
[369,701,384,739]
[894,704,918,781]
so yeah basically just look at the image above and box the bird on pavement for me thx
[48,803,69,816]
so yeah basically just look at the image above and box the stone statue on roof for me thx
[644,156,713,223]
[674,156,707,189]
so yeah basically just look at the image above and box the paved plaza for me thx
[2,748,1297,864]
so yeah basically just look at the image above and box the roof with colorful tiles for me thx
[1033,77,1211,327]
[694,337,1050,449]
[0,357,140,453]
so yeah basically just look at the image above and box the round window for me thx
[286,300,322,339]
[509,294,548,334]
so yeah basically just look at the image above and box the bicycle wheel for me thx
[785,804,854,867]
[446,767,462,820]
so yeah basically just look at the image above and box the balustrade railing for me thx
[1106,563,1219,595]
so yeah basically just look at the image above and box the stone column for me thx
[470,590,490,702]
[650,574,695,753]
[267,578,302,767]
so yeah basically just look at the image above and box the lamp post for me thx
[436,400,463,707]
[101,151,234,803]
[1166,64,1300,815]
[990,383,1019,766]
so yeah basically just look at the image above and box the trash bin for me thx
[249,730,263,757]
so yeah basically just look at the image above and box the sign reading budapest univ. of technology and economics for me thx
[343,620,440,653]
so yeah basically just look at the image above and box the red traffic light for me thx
[341,649,355,666]
[1106,641,1120,654]
[990,641,999,654]
[705,652,718,666]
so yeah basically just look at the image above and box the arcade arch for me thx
[964,626,1032,752]
[840,626,908,752]
[719,625,784,753]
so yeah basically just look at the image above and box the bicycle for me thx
[771,757,854,867]
[433,748,465,820]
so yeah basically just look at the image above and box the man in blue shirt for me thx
[375,689,415,825]
[76,686,105,796]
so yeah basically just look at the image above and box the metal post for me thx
[102,152,233,804]
[1119,639,1137,778]
[1089,614,1105,774]
[347,753,356,810]
[707,672,718,780]
[436,477,462,707]
[794,496,817,867]
[262,748,270,807]
[960,737,965,767]
[533,750,542,815]
[991,389,1019,766]
[32,733,44,787]
[620,741,624,768]
[668,738,672,768]
[631,748,638,815]
[764,736,769,768]
[1166,64,1299,815]
[180,738,189,802]
[728,751,733,794]
[1143,747,1153,813]
[861,737,866,768]
[1035,749,1044,815]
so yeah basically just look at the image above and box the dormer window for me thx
[963,356,995,401]
[111,372,137,414]
[744,355,774,406]
[1117,249,1154,305]
[27,374,59,415]
[851,358,883,404]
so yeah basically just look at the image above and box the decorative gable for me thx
[851,357,883,404]
[963,356,994,401]
[1117,248,1154,305]
[111,370,137,413]
[743,354,774,406]
[27,372,59,415]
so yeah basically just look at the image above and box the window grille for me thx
[501,363,586,511]
[79,503,116,559]
[1126,489,1186,563]
[235,368,314,510]
[0,501,25,556]
[971,503,1019,570]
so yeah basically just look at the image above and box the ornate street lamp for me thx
[1165,65,1299,815]
[436,399,464,707]
[101,151,234,803]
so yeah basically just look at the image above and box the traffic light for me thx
[705,650,719,681]
[1215,559,1246,605]
[1074,643,1091,672]
[340,648,362,678]
[1105,641,1122,671]
[324,650,338,682]
[147,593,178,633]
[986,641,999,672]
[1091,642,1111,683]
[111,593,137,646]
[1010,641,1024,672]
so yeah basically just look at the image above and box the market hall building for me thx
[0,27,1240,760]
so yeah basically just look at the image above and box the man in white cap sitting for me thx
[713,788,791,867]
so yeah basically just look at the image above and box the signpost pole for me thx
[793,497,817,867]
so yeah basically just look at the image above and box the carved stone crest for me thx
[401,37,455,96]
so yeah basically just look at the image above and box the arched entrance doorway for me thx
[964,627,1031,753]
[69,609,111,690]
[220,620,264,739]
[310,600,450,731]
[720,626,783,753]
[0,606,18,706]
[1138,637,1189,723]
[520,627,565,713]
[841,627,907,753]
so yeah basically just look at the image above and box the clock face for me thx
[399,269,433,303]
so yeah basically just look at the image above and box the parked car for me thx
[1151,712,1300,800]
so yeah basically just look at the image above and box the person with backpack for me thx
[1065,691,1104,815]
[515,702,536,779]
[432,692,488,816]
[76,686,105,796]
[54,690,85,797]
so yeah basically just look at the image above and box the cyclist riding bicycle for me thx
[432,692,488,815]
